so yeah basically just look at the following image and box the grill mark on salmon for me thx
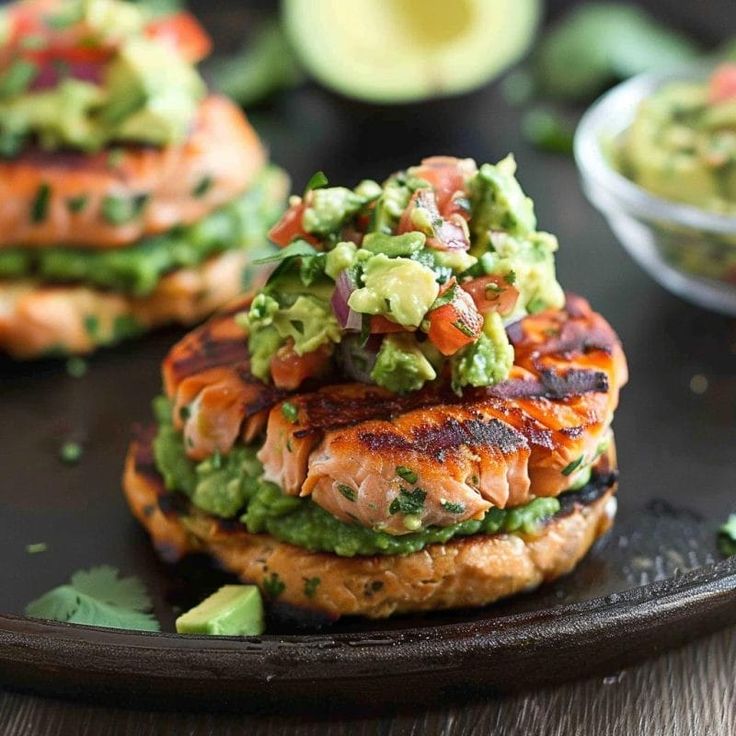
[356,415,527,458]
[261,296,626,533]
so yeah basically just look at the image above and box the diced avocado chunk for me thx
[478,230,564,318]
[302,181,381,237]
[362,231,426,257]
[324,241,358,279]
[102,37,205,146]
[469,155,537,248]
[451,312,514,391]
[348,253,439,328]
[371,333,436,393]
[175,585,265,636]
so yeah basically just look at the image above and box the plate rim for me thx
[1,556,735,706]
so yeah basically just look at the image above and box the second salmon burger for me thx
[0,0,287,358]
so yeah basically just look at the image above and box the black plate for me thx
[2,30,736,707]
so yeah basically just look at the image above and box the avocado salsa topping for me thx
[615,63,736,215]
[240,155,564,395]
[0,0,209,154]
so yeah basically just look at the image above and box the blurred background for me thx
[184,0,736,188]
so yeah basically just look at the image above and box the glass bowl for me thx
[574,68,736,316]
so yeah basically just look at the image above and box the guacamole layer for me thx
[152,397,571,558]
[0,165,287,295]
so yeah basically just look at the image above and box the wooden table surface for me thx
[1,625,734,735]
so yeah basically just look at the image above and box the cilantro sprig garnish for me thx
[25,566,160,632]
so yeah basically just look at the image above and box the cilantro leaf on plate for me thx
[25,566,160,632]
[718,514,736,557]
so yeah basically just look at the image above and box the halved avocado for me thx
[282,0,540,103]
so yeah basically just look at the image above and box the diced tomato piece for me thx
[4,4,210,68]
[370,315,407,334]
[270,341,332,390]
[412,156,472,218]
[709,63,736,104]
[268,201,319,248]
[146,12,212,64]
[398,189,469,251]
[427,285,483,356]
[462,275,519,317]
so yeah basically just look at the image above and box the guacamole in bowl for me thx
[575,64,736,316]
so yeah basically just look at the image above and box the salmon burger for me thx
[124,156,627,620]
[0,0,287,358]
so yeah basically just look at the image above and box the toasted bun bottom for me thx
[123,434,618,619]
[0,250,250,358]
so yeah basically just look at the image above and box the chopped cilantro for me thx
[262,572,285,598]
[562,456,584,476]
[59,441,83,465]
[441,500,466,514]
[304,170,328,193]
[303,577,321,599]
[521,108,575,155]
[101,194,149,225]
[0,59,38,99]
[26,543,48,555]
[281,402,299,423]
[505,271,517,285]
[389,487,427,516]
[337,484,357,502]
[192,175,213,198]
[25,566,160,631]
[66,194,88,214]
[430,282,460,310]
[396,466,418,484]
[65,357,87,378]
[83,315,100,338]
[453,320,476,338]
[31,183,51,223]
[254,239,317,265]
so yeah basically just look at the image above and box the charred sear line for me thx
[157,492,190,517]
[241,381,287,417]
[172,337,250,381]
[531,322,615,358]
[487,367,608,401]
[132,427,160,480]
[556,470,618,517]
[300,385,458,434]
[538,367,609,398]
[359,416,527,458]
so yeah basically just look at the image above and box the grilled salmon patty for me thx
[0,250,251,358]
[124,433,617,619]
[0,95,265,249]
[159,294,626,533]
